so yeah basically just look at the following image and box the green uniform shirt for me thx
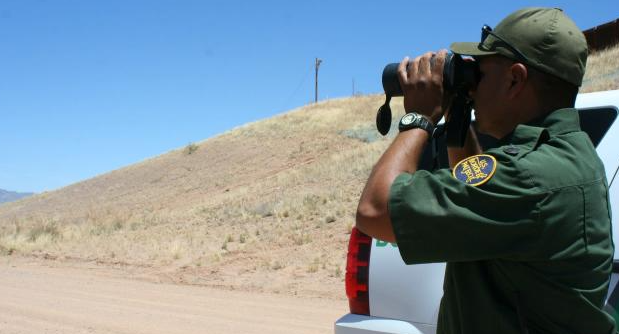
[389,108,615,334]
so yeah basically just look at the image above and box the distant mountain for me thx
[0,189,34,204]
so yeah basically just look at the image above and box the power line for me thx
[279,63,314,112]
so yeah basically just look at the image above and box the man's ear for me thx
[506,63,528,99]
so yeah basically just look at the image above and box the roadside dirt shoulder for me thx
[0,257,347,334]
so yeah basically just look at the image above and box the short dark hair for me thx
[483,55,580,111]
[527,66,579,109]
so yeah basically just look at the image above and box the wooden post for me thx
[315,58,322,103]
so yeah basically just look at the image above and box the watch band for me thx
[398,112,435,136]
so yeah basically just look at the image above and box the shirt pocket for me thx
[582,180,613,257]
[535,186,587,260]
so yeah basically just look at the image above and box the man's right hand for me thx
[397,49,448,125]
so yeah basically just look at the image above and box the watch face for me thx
[401,114,416,125]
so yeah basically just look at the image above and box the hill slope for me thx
[0,95,401,298]
[1,45,618,298]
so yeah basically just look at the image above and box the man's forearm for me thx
[356,50,446,242]
[355,128,430,242]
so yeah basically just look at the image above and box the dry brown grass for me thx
[0,95,403,298]
[581,44,619,93]
[1,44,616,299]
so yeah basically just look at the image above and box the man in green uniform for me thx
[356,7,615,334]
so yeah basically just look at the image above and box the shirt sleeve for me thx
[388,167,548,264]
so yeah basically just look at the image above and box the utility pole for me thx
[352,78,355,96]
[315,58,322,103]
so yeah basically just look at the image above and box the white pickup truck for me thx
[335,89,619,334]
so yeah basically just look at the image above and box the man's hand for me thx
[397,49,448,125]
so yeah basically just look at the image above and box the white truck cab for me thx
[335,90,619,334]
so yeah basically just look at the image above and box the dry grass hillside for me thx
[0,94,403,298]
[581,44,619,92]
[1,44,618,299]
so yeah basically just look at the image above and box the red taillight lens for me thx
[345,227,372,315]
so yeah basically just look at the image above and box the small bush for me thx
[0,243,13,256]
[0,233,29,255]
[253,202,274,218]
[324,216,336,224]
[28,223,60,242]
[271,261,284,270]
[302,194,321,212]
[112,220,124,231]
[307,257,320,273]
[292,233,311,246]
[340,126,383,143]
[169,240,184,260]
[184,142,199,155]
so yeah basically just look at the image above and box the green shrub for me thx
[28,223,60,242]
[184,142,199,155]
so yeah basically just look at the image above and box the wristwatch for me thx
[398,112,435,136]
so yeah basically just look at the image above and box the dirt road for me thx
[0,258,347,334]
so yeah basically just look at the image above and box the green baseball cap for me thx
[450,7,587,86]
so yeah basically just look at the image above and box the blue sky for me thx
[1,0,616,193]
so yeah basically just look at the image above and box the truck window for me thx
[578,106,618,147]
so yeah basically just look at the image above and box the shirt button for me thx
[503,145,520,155]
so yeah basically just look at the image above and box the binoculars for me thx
[377,52,480,147]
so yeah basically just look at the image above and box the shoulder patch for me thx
[452,154,497,186]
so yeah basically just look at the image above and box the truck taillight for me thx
[345,227,371,315]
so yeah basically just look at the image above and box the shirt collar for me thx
[496,108,580,144]
[527,108,581,136]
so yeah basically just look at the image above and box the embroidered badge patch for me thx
[452,154,497,186]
